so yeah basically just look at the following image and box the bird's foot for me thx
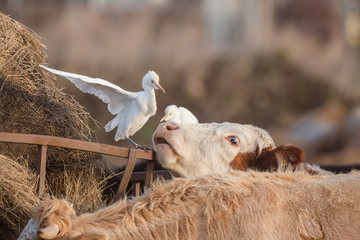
[135,144,151,152]
[125,137,151,152]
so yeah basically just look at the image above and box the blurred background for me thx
[1,0,360,166]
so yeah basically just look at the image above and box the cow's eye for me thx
[225,136,239,146]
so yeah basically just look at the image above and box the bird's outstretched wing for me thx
[40,65,137,115]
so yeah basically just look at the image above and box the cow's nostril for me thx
[164,123,179,131]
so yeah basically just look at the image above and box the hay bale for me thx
[0,13,115,239]
[0,154,39,239]
[0,155,111,239]
[0,12,106,171]
[47,167,109,214]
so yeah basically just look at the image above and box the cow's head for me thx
[152,122,304,178]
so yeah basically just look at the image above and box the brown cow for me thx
[19,170,360,239]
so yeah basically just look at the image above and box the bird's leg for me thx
[125,137,151,152]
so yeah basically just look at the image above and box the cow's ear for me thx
[230,151,258,171]
[251,144,305,171]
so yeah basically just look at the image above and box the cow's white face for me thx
[152,122,276,178]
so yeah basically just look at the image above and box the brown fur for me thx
[21,171,360,240]
[229,151,257,171]
[34,198,75,239]
[253,144,305,171]
[231,144,306,173]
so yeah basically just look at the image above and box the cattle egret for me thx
[160,105,198,124]
[39,65,165,150]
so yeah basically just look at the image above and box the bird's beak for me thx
[160,113,171,122]
[155,82,166,93]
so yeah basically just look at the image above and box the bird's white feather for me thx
[178,107,199,123]
[162,105,198,124]
[39,65,137,115]
[40,65,163,141]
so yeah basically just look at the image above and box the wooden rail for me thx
[0,132,157,201]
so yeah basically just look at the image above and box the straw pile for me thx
[0,154,39,239]
[0,154,109,239]
[0,13,115,239]
[47,167,109,213]
[0,12,104,170]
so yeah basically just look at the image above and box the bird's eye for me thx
[225,136,239,146]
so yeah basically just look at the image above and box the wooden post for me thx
[37,145,47,197]
[145,160,155,188]
[0,132,156,200]
[132,182,141,197]
[114,149,137,201]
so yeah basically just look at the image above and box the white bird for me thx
[160,105,198,124]
[39,65,165,150]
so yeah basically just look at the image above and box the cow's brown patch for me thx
[249,147,279,171]
[274,145,305,170]
[230,151,257,171]
[230,144,305,172]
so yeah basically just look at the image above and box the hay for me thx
[47,167,109,214]
[0,154,39,239]
[0,12,105,171]
[0,13,116,239]
[0,154,112,239]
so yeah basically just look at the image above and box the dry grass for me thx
[0,154,113,239]
[0,13,116,239]
[47,167,109,214]
[0,12,105,170]
[0,154,39,239]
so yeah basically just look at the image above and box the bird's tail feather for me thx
[114,127,126,141]
[104,114,122,132]
[104,121,113,132]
